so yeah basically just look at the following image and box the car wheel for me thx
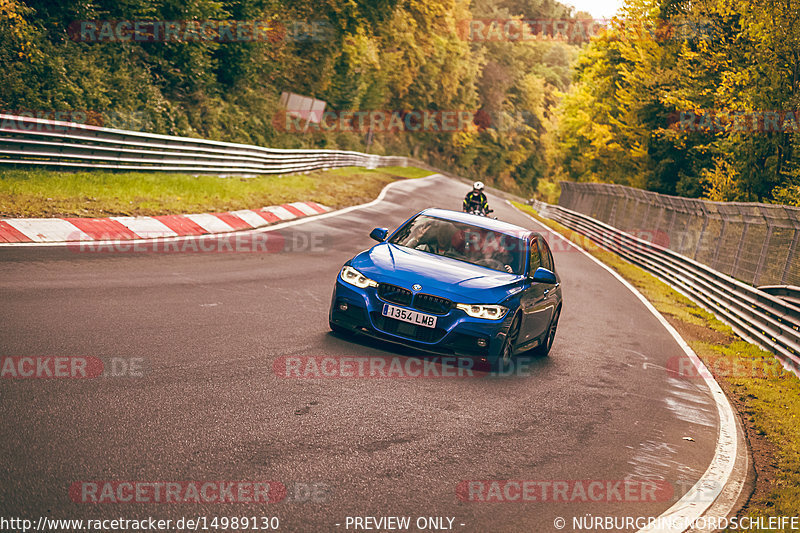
[535,307,561,356]
[492,313,520,373]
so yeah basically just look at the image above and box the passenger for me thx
[405,218,435,248]
[416,221,457,257]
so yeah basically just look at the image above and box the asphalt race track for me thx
[0,175,722,532]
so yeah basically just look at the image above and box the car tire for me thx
[492,313,521,373]
[534,307,561,357]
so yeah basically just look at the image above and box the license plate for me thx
[382,304,437,328]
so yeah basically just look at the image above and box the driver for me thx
[473,233,515,273]
[463,181,489,213]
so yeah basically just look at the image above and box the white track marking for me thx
[184,213,236,234]
[307,202,330,213]
[111,217,179,239]
[229,209,269,228]
[288,202,320,216]
[263,205,297,220]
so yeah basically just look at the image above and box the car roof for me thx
[418,208,535,237]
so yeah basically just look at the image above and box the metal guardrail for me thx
[531,200,800,376]
[0,113,410,174]
[759,286,800,307]
[558,181,800,287]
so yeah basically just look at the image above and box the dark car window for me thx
[529,236,542,273]
[389,215,525,275]
[539,236,554,272]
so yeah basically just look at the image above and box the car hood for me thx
[350,243,525,304]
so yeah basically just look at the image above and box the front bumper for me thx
[329,279,514,361]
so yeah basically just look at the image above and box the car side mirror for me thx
[370,227,389,242]
[530,267,557,284]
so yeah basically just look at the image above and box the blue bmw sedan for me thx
[329,208,562,370]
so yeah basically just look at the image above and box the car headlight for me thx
[456,303,509,320]
[340,265,378,289]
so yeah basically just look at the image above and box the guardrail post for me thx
[640,196,651,229]
[734,204,768,284]
[754,225,772,286]
[665,199,678,244]
[693,203,710,260]
[730,217,749,281]
[605,187,615,225]
[673,198,689,254]
[710,219,725,273]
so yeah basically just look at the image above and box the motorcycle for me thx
[465,205,496,219]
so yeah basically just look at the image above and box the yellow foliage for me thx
[701,158,740,201]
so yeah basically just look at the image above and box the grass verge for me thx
[0,166,432,218]
[514,202,800,529]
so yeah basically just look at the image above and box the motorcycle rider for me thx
[463,181,489,214]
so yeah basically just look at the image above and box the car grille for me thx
[370,312,447,343]
[377,283,413,306]
[377,284,454,315]
[413,293,453,315]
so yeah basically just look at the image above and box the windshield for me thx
[389,215,526,275]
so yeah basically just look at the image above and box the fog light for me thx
[476,338,488,347]
[338,302,349,312]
